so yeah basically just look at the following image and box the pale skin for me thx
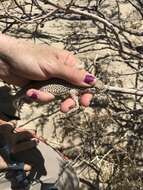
[0,34,95,112]
[0,34,96,170]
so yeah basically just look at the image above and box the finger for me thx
[60,94,93,112]
[80,93,93,107]
[56,65,96,87]
[55,50,96,85]
[26,89,55,102]
[60,98,76,112]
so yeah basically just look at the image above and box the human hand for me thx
[0,34,96,112]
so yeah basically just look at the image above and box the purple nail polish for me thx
[84,75,95,84]
[30,93,38,99]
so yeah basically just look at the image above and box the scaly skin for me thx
[13,78,105,112]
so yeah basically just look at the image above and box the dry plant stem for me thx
[105,85,143,96]
[43,0,123,50]
[119,68,143,76]
[127,0,143,18]
[0,1,59,24]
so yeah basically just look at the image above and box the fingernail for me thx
[84,74,95,84]
[30,92,38,100]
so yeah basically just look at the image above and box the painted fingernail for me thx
[84,74,95,84]
[30,93,38,100]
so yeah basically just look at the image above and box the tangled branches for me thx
[0,0,143,189]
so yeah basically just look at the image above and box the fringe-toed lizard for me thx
[13,77,143,113]
[13,78,105,112]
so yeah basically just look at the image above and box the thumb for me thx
[56,64,96,87]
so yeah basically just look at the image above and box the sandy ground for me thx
[0,0,143,189]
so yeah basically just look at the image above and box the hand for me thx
[0,34,96,112]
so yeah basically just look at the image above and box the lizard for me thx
[12,77,143,115]
[12,77,105,113]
